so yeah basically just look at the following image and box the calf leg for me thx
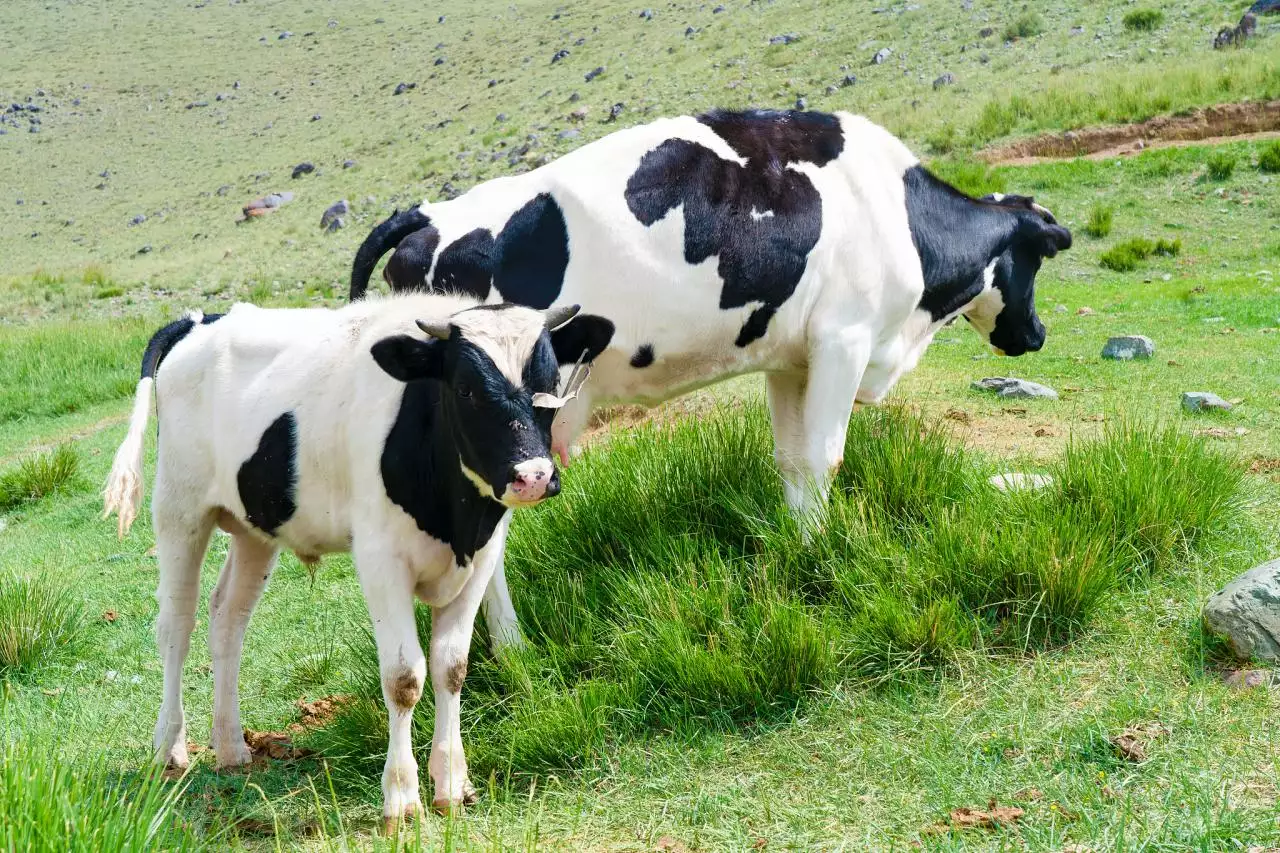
[767,372,810,516]
[152,504,215,768]
[209,531,278,768]
[356,545,427,833]
[480,544,524,651]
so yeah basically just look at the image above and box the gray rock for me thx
[1101,335,1155,360]
[186,101,209,109]
[216,184,232,196]
[551,49,569,63]
[971,377,1059,400]
[320,199,350,230]
[1204,559,1280,663]
[342,159,356,168]
[872,47,892,64]
[841,74,857,87]
[585,66,605,82]
[639,8,653,19]
[129,214,146,226]
[311,113,322,121]
[769,33,800,45]
[979,26,995,37]
[291,162,315,179]
[434,57,446,66]
[1182,392,1232,413]
[392,82,416,96]
[932,72,955,89]
[607,102,625,121]
[795,97,807,110]
[558,128,580,140]
[685,26,698,36]
[713,4,725,11]
[137,244,152,254]
[825,85,839,95]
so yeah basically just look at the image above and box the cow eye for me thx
[456,382,473,400]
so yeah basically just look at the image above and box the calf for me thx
[102,294,585,829]
[350,108,1072,650]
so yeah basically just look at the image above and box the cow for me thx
[349,108,1072,652]
[101,294,589,830]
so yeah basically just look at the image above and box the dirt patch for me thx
[983,100,1280,164]
[923,800,1025,835]
[295,694,350,729]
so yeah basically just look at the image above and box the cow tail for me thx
[349,207,432,300]
[102,311,216,538]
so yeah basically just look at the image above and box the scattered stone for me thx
[1204,559,1280,663]
[943,407,971,424]
[841,74,857,87]
[311,113,322,121]
[278,31,292,39]
[320,199,350,231]
[129,214,146,226]
[551,49,570,63]
[438,14,446,22]
[342,159,356,169]
[979,26,995,37]
[1223,669,1273,690]
[639,8,654,19]
[568,91,581,102]
[769,33,800,45]
[1101,335,1155,360]
[558,128,580,140]
[795,96,807,110]
[989,472,1054,492]
[972,377,1059,400]
[496,112,508,123]
[434,57,446,66]
[1053,304,1068,314]
[1076,306,1095,316]
[569,107,589,122]
[1215,12,1257,48]
[242,191,294,218]
[825,85,839,95]
[291,162,315,179]
[1070,25,1086,35]
[713,4,725,11]
[392,82,416,95]
[440,182,462,201]
[216,184,232,196]
[685,26,698,36]
[607,103,625,121]
[137,244,152,255]
[585,66,606,82]
[872,47,892,64]
[1182,392,1232,413]
[932,72,955,89]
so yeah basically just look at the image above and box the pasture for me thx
[1,0,1278,849]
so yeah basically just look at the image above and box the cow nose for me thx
[507,458,557,504]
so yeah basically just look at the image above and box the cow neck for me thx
[904,165,1019,321]
[380,382,508,567]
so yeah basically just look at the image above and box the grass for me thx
[0,445,80,511]
[1122,9,1164,32]
[0,743,203,852]
[1260,140,1280,173]
[0,574,85,674]
[1083,203,1113,239]
[1206,151,1237,181]
[1099,237,1181,272]
[1003,13,1043,41]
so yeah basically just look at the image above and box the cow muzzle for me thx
[502,457,559,507]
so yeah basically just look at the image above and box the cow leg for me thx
[430,517,507,812]
[209,531,278,768]
[794,328,872,523]
[481,544,524,651]
[766,372,809,516]
[152,503,215,769]
[357,545,427,833]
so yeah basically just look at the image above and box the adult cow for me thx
[350,108,1072,650]
[102,294,587,829]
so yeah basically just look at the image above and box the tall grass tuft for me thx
[1004,13,1043,41]
[1259,141,1280,174]
[312,405,1246,784]
[0,743,205,851]
[1123,9,1163,31]
[0,575,85,674]
[1100,237,1180,272]
[0,445,80,511]
[1084,204,1114,238]
[1206,152,1236,181]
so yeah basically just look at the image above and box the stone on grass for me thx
[319,199,349,231]
[971,377,1059,400]
[872,47,892,64]
[291,162,315,179]
[1223,669,1272,690]
[932,72,955,89]
[1101,335,1155,360]
[1182,392,1232,413]
[988,472,1054,493]
[1204,559,1280,663]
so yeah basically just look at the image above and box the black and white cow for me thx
[350,108,1072,649]
[102,294,587,829]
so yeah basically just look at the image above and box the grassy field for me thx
[2,0,1280,849]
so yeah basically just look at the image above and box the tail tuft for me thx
[102,377,154,538]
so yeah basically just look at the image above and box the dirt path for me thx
[982,100,1280,164]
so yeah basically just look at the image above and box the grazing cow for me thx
[350,108,1072,650]
[102,295,587,829]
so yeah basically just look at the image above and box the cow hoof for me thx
[431,786,477,816]
[213,741,253,770]
[157,744,189,770]
[463,782,479,805]
[383,801,421,835]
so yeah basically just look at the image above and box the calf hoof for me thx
[431,783,478,816]
[157,743,189,770]
[382,801,422,836]
[213,740,253,770]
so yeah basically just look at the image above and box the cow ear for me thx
[1035,222,1073,258]
[371,335,445,382]
[549,313,616,365]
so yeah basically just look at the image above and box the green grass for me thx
[1122,9,1164,32]
[1003,13,1043,41]
[1206,151,1237,181]
[0,574,85,674]
[0,445,80,511]
[1083,203,1113,239]
[1099,237,1181,272]
[1259,140,1280,173]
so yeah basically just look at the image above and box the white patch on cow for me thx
[749,207,775,221]
[459,461,496,499]
[962,259,1003,341]
[451,305,546,386]
[988,192,1006,202]
[502,457,555,506]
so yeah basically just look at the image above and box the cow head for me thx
[371,303,586,508]
[966,194,1072,356]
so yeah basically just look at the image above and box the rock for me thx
[713,4,725,11]
[434,57,446,66]
[392,82,416,95]
[1053,304,1068,314]
[686,26,698,36]
[1215,13,1256,48]
[488,79,498,88]
[872,47,892,64]
[129,214,146,226]
[342,159,356,169]
[932,72,955,89]
[1182,392,1232,413]
[137,244,152,254]
[971,377,1059,400]
[607,103,625,121]
[769,33,800,45]
[1076,306,1095,316]
[319,199,350,230]
[216,184,232,196]
[558,128,580,140]
[988,473,1054,493]
[186,100,209,109]
[291,162,315,179]
[325,217,345,233]
[278,31,292,39]
[825,85,839,95]
[1070,25,1085,35]
[311,113,322,121]
[585,66,605,82]
[979,26,995,37]
[568,91,581,102]
[438,14,446,22]
[440,182,462,201]
[569,107,589,121]
[551,49,570,63]
[495,113,508,123]
[1101,335,1155,360]
[639,9,654,19]
[841,74,857,87]
[1204,559,1280,662]
[1223,669,1273,690]
[242,191,294,218]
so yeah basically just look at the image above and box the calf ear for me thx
[1036,223,1073,257]
[370,335,444,382]
[550,313,616,365]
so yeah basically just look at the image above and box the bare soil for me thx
[983,101,1280,164]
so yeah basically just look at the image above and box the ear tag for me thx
[532,349,592,409]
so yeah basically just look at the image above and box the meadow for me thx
[1,0,1279,849]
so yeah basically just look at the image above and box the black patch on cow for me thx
[139,312,224,380]
[432,228,496,299]
[697,108,845,167]
[491,193,570,309]
[238,412,298,536]
[624,135,823,347]
[629,344,655,368]
[550,313,615,364]
[384,226,439,291]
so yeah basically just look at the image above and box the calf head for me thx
[372,303,586,507]
[967,194,1073,357]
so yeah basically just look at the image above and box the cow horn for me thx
[544,303,581,331]
[415,319,452,340]
[1031,201,1056,223]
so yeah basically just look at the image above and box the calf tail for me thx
[102,311,216,538]
[350,206,431,300]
